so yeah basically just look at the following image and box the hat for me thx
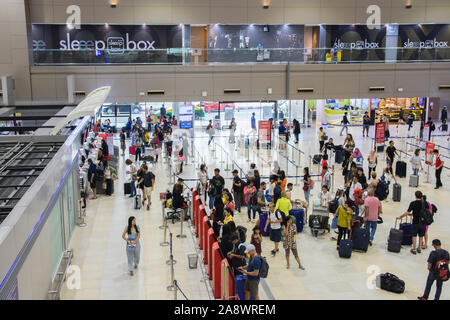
[432,239,441,246]
[245,244,256,253]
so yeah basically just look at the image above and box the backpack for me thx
[375,178,389,201]
[420,201,434,226]
[258,256,269,278]
[435,251,450,282]
[328,196,340,214]
[354,188,364,205]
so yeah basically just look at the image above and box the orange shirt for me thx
[281,178,287,191]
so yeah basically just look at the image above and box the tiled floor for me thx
[61,123,450,300]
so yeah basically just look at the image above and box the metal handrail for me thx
[48,249,73,300]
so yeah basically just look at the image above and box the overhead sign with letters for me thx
[31,24,183,64]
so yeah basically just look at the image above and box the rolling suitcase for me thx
[129,145,136,155]
[442,124,448,131]
[335,149,344,164]
[134,194,142,210]
[376,145,384,152]
[395,161,407,178]
[339,239,352,258]
[409,174,419,187]
[124,182,131,195]
[399,216,413,246]
[259,211,271,236]
[289,209,304,233]
[393,183,401,202]
[313,154,322,164]
[388,220,403,253]
[352,228,370,252]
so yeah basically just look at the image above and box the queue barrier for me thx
[206,228,215,267]
[202,216,211,264]
[211,242,224,299]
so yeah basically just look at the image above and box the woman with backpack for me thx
[283,215,305,270]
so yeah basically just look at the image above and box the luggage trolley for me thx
[308,204,330,237]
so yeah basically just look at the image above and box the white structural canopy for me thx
[50,86,111,135]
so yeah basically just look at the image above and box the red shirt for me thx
[436,155,442,168]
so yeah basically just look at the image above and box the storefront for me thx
[373,97,425,122]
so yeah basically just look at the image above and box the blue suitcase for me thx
[236,275,254,300]
[259,212,271,236]
[352,228,370,252]
[339,239,352,258]
[399,217,413,246]
[289,209,304,233]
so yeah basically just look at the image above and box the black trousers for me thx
[135,148,142,161]
[436,167,443,188]
[337,226,348,246]
[423,271,443,300]
[106,179,113,195]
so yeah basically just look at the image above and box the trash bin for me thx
[187,254,198,269]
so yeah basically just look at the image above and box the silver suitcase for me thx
[409,174,419,188]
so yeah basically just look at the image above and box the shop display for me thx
[374,97,424,123]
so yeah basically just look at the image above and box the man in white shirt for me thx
[322,166,332,191]
[246,163,256,180]
[125,158,137,197]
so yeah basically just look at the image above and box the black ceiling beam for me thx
[0,173,40,178]
[0,115,67,121]
[3,165,47,171]
[0,184,32,188]
[0,197,22,201]
[0,126,55,131]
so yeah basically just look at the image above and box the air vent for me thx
[297,88,314,93]
[224,89,240,94]
[147,90,165,95]
[439,85,450,90]
[74,90,86,96]
[369,86,385,92]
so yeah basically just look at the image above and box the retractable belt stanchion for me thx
[177,208,187,239]
[166,233,177,265]
[159,193,168,230]
[160,212,169,247]
[167,233,177,292]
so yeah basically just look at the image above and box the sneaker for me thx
[369,240,373,246]
[417,249,421,253]
[286,265,290,269]
[410,249,417,255]
[271,250,276,255]
[417,296,427,300]
[299,265,305,270]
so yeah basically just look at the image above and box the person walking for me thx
[120,128,126,156]
[244,180,258,222]
[125,159,138,198]
[283,215,305,270]
[293,118,300,143]
[318,127,326,151]
[206,120,215,146]
[251,113,256,134]
[134,135,143,162]
[441,106,448,124]
[408,111,415,131]
[368,149,377,177]
[362,111,370,137]
[426,117,436,141]
[229,117,237,143]
[138,164,155,210]
[238,244,262,300]
[340,112,349,136]
[264,202,283,256]
[363,189,382,246]
[434,149,444,189]
[122,216,141,276]
[383,116,390,140]
[385,140,400,167]
[397,190,427,254]
[418,239,449,300]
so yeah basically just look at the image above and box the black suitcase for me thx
[124,182,131,195]
[376,273,405,294]
[335,149,344,164]
[395,161,407,178]
[393,183,401,202]
[388,221,403,253]
[352,228,370,252]
[376,145,384,152]
[135,194,142,209]
[442,124,448,131]
[339,239,352,258]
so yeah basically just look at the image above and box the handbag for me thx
[126,238,136,251]
[331,215,338,229]
[302,185,308,191]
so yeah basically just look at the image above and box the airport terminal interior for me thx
[1,0,450,302]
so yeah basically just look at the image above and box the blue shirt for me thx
[87,163,96,181]
[125,121,132,130]
[247,256,262,281]
[363,116,370,125]
[251,116,256,129]
[278,125,286,134]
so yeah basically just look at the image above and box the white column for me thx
[316,99,326,125]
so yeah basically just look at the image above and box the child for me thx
[250,226,263,255]
[321,154,329,178]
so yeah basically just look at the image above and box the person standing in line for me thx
[363,111,370,137]
[251,113,256,134]
[264,202,283,256]
[238,244,262,300]
[122,216,141,276]
[206,120,215,146]
[418,239,449,300]
[125,159,137,198]
[198,164,209,203]
[120,128,126,156]
[303,167,312,205]
[160,104,166,119]
[427,117,436,141]
[229,117,237,143]
[397,190,427,254]
[434,149,444,189]
[138,164,155,210]
[283,215,305,270]
[244,180,258,223]
[232,169,244,213]
[318,127,326,151]
[250,227,263,256]
[383,116,390,140]
[87,159,97,200]
[368,149,377,177]
[134,135,143,162]
[340,112,349,136]
[348,175,362,216]
[336,200,353,250]
[441,106,448,124]
[146,113,152,132]
[103,161,113,196]
[322,165,332,191]
[410,148,423,176]
[363,189,382,246]
[209,168,225,210]
[275,191,291,218]
[293,118,300,143]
